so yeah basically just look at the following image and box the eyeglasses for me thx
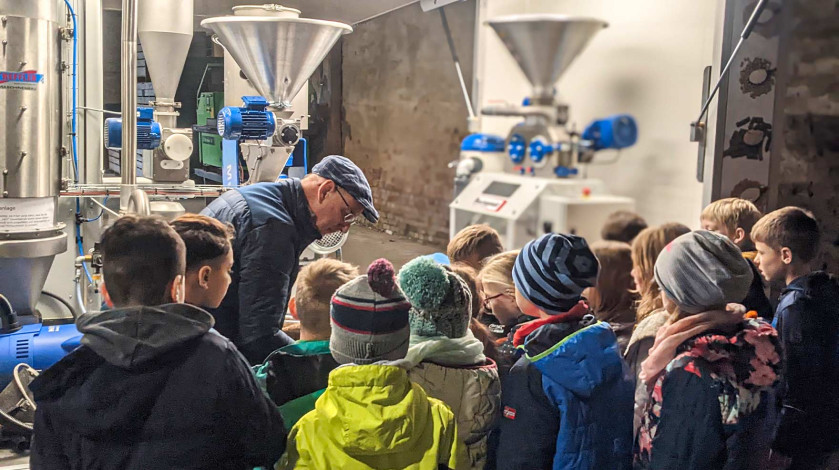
[335,187,359,224]
[482,291,513,311]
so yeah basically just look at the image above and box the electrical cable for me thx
[41,291,77,319]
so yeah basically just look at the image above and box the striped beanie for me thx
[513,233,599,315]
[330,258,412,365]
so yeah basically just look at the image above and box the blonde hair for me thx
[478,250,519,289]
[701,198,762,237]
[751,206,820,262]
[589,240,637,324]
[447,224,503,266]
[631,223,691,323]
[295,258,359,335]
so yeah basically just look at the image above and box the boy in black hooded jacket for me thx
[30,215,286,470]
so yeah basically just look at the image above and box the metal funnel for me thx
[138,0,194,103]
[0,231,67,316]
[201,17,352,107]
[487,15,607,99]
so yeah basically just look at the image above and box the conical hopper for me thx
[201,17,352,107]
[138,0,194,103]
[488,15,607,99]
[0,231,66,316]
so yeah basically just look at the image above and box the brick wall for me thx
[773,0,839,273]
[341,2,475,245]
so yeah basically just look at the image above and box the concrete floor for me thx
[340,226,446,271]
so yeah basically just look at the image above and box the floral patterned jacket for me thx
[634,319,782,469]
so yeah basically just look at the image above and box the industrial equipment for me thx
[450,15,637,248]
[202,6,351,183]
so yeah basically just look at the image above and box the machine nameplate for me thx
[0,70,44,91]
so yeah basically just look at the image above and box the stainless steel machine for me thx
[450,15,638,248]
[202,8,351,184]
[0,1,67,318]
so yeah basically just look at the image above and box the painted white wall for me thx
[474,0,723,228]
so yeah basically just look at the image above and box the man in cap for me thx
[201,155,378,364]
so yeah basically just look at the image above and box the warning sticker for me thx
[0,198,55,230]
[0,70,44,91]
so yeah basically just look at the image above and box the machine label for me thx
[0,70,44,91]
[0,198,55,230]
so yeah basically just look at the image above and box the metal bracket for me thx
[694,66,712,182]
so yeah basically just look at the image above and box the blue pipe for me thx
[63,1,91,285]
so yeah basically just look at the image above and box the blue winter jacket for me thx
[497,318,634,470]
[201,179,321,364]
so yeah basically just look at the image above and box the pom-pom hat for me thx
[398,256,472,338]
[330,259,412,365]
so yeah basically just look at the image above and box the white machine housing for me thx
[451,172,633,249]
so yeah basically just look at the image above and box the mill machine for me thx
[450,15,639,248]
[202,6,351,184]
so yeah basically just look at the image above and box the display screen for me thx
[483,181,520,197]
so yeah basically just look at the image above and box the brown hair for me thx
[447,224,503,267]
[601,210,648,243]
[751,206,820,262]
[451,264,500,364]
[295,258,359,335]
[101,215,186,307]
[631,223,691,322]
[170,214,235,272]
[589,240,637,324]
[701,197,762,237]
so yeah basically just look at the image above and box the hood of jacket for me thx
[522,317,627,399]
[315,364,435,456]
[76,303,214,369]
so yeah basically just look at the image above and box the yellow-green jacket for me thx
[277,364,466,469]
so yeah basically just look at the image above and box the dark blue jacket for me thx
[497,318,634,470]
[201,180,321,364]
[29,304,286,469]
[771,272,839,457]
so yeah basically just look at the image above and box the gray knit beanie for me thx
[397,257,472,338]
[654,230,753,314]
[330,259,412,365]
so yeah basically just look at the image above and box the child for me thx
[254,258,358,429]
[278,259,465,469]
[477,251,530,374]
[496,233,634,469]
[601,210,648,243]
[398,257,501,470]
[30,215,286,469]
[701,197,773,320]
[623,223,690,433]
[751,207,839,468]
[447,224,504,271]
[170,214,235,309]
[634,230,782,469]
[450,264,501,365]
[586,240,637,352]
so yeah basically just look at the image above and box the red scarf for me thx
[512,301,590,347]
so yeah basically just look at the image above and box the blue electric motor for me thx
[218,96,277,141]
[582,114,638,151]
[0,297,82,388]
[0,323,82,387]
[104,107,162,150]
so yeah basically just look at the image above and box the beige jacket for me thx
[408,359,501,470]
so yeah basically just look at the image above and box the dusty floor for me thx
[340,226,446,270]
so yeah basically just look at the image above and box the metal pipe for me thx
[439,8,475,119]
[120,0,138,210]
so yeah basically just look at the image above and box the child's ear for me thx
[101,282,114,308]
[198,266,212,289]
[733,227,746,245]
[780,247,794,265]
[289,297,299,320]
[171,275,185,303]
